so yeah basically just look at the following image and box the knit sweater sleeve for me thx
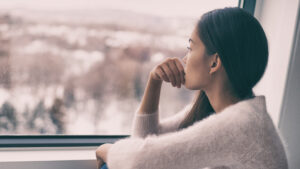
[130,103,193,138]
[106,110,253,169]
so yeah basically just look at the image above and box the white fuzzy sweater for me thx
[106,95,289,169]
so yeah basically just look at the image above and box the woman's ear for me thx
[209,53,222,74]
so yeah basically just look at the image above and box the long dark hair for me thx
[178,7,268,129]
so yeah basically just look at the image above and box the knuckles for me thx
[164,57,178,63]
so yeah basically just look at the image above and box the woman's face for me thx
[182,27,213,90]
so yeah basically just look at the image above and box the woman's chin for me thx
[183,81,190,89]
[184,82,200,90]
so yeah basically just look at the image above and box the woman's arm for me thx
[158,103,193,134]
[137,74,163,115]
[107,108,256,169]
[131,57,186,138]
[130,102,193,138]
[95,57,185,167]
[138,57,185,115]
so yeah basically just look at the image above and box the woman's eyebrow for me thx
[189,38,195,44]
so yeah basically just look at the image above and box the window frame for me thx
[239,0,256,15]
[0,135,128,147]
[0,0,255,148]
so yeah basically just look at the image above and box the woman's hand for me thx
[96,143,113,169]
[96,155,104,169]
[150,57,185,88]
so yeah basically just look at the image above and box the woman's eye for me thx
[187,46,192,51]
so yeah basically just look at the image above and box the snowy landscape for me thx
[0,0,237,135]
[0,9,197,135]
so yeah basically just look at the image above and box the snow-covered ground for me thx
[0,7,203,135]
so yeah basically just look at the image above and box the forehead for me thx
[190,28,203,45]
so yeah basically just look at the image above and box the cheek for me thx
[184,54,210,89]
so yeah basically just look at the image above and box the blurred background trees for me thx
[0,11,194,135]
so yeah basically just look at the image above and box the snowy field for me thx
[0,0,237,135]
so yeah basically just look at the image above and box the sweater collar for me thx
[218,95,267,114]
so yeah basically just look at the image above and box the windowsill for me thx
[0,146,98,162]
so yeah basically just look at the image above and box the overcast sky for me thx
[0,0,238,18]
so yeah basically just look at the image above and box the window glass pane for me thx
[0,0,238,135]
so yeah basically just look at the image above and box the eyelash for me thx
[187,46,192,51]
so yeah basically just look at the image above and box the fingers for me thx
[174,59,185,85]
[97,158,104,169]
[97,157,104,169]
[167,60,181,88]
[152,57,185,88]
[156,66,170,82]
[160,57,184,88]
[161,63,176,87]
[95,147,103,169]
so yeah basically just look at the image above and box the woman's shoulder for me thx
[220,95,267,120]
[230,95,288,167]
[202,95,268,134]
[217,95,282,143]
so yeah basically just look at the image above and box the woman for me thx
[96,7,289,169]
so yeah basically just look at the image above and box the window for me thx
[0,0,239,137]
